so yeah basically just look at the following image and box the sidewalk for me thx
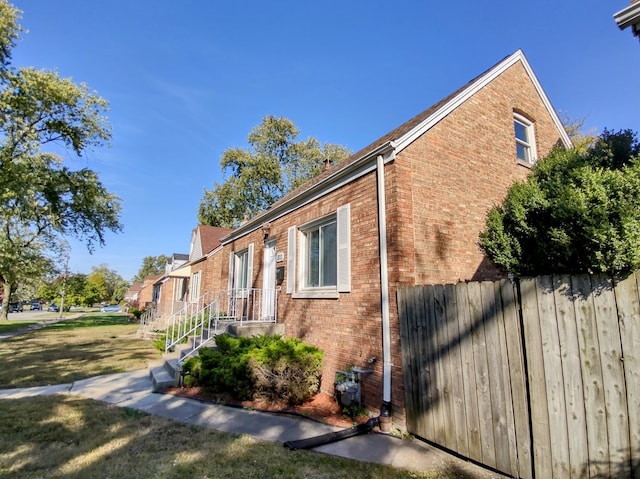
[0,369,504,478]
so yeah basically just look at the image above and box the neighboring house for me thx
[124,283,143,309]
[137,274,163,310]
[198,50,571,429]
[153,253,191,319]
[187,225,234,303]
[615,0,640,40]
[151,226,232,323]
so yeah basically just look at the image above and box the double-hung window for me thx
[514,113,537,164]
[235,249,250,291]
[190,271,201,302]
[228,244,254,294]
[287,203,350,298]
[303,218,337,289]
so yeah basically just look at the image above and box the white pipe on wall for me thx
[376,154,392,406]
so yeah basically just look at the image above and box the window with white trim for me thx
[514,113,537,164]
[235,249,250,290]
[302,217,337,289]
[175,278,188,302]
[287,204,351,297]
[190,272,201,302]
[228,243,254,293]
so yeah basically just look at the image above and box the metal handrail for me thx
[164,288,278,362]
[139,304,157,329]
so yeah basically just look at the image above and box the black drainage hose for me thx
[283,417,379,450]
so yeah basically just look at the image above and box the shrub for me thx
[249,337,323,405]
[181,334,323,405]
[479,129,640,276]
[129,307,143,319]
[151,333,167,352]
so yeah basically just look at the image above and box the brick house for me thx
[185,225,233,302]
[123,282,143,309]
[151,254,190,319]
[137,274,163,310]
[192,50,571,428]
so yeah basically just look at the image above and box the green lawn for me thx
[0,313,468,479]
[0,313,160,388]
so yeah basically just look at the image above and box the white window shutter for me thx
[247,243,254,289]
[337,204,351,293]
[287,226,296,294]
[228,252,234,291]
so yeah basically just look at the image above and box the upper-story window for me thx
[514,113,537,164]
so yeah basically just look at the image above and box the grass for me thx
[0,312,471,479]
[0,396,461,479]
[0,320,39,335]
[0,313,161,388]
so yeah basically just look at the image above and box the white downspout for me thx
[376,154,392,421]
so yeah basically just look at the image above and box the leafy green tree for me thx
[132,255,170,283]
[479,129,640,276]
[198,115,351,227]
[87,264,128,304]
[0,1,122,319]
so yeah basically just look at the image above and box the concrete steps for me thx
[149,354,179,392]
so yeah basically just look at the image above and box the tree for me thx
[198,115,351,227]
[132,255,170,283]
[87,264,128,304]
[0,1,122,320]
[479,129,640,276]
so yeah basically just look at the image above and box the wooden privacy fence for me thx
[397,273,640,479]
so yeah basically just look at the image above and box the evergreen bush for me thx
[181,334,323,405]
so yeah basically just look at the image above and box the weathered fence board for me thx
[445,283,468,458]
[553,274,589,479]
[398,272,639,478]
[573,274,610,477]
[537,275,571,478]
[594,275,630,474]
[614,273,640,479]
[520,278,552,479]
[456,282,482,462]
[500,279,532,479]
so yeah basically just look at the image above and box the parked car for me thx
[30,302,41,311]
[100,304,122,313]
[48,303,59,312]
[8,302,23,313]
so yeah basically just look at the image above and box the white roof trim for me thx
[393,50,572,153]
[614,2,640,30]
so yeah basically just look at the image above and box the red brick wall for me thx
[216,60,566,428]
[399,61,563,286]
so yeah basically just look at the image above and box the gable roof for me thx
[191,225,233,261]
[222,50,571,244]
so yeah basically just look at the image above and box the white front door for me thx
[262,239,276,320]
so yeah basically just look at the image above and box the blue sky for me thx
[10,1,640,281]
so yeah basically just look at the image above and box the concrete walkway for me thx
[0,369,505,478]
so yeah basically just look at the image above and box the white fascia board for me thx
[615,2,640,29]
[393,50,572,153]
[221,142,396,244]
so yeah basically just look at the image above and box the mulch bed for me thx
[163,387,370,428]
